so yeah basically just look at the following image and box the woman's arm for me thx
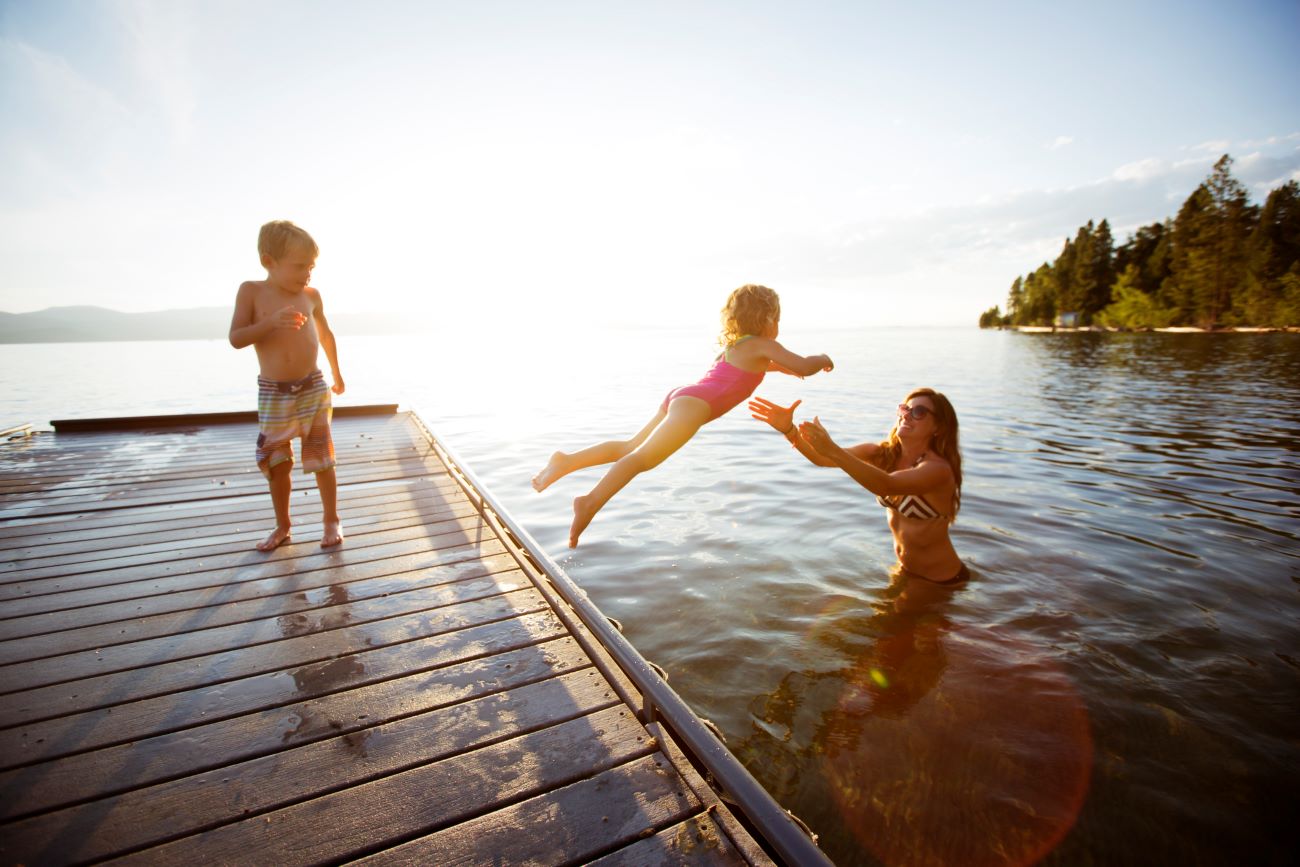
[749,397,833,466]
[799,417,950,495]
[749,397,878,469]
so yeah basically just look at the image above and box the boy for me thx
[229,220,346,551]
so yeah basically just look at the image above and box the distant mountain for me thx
[0,306,427,344]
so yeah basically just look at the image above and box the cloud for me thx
[1049,135,1074,150]
[1239,132,1300,149]
[1112,158,1164,182]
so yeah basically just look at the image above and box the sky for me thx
[1,0,1298,328]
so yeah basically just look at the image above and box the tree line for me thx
[979,155,1300,329]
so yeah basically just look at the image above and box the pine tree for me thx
[1056,232,1083,318]
[1115,221,1169,296]
[1166,185,1213,324]
[979,305,1003,328]
[1006,276,1025,324]
[1023,263,1058,325]
[1245,180,1300,324]
[1065,221,1096,321]
[1277,263,1300,326]
[1085,219,1116,318]
[1199,155,1255,325]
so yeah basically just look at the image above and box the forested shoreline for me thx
[979,155,1300,329]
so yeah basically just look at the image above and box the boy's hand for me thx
[332,376,346,395]
[820,355,834,373]
[273,306,307,330]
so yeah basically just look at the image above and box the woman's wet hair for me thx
[874,387,962,520]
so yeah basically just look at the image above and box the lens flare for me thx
[823,624,1092,867]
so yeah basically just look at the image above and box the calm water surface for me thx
[2,327,1297,865]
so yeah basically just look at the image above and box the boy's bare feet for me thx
[532,452,569,492]
[569,494,597,548]
[256,525,292,552]
[321,519,345,548]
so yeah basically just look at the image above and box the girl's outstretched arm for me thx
[757,338,833,378]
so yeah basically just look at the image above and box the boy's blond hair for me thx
[258,220,319,266]
[719,284,780,347]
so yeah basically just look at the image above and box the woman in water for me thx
[533,284,833,547]
[749,387,967,584]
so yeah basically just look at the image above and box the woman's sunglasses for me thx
[898,403,933,421]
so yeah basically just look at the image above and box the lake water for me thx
[2,327,1297,865]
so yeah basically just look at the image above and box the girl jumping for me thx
[532,284,833,547]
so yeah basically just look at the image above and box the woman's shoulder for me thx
[914,451,955,479]
[846,440,884,460]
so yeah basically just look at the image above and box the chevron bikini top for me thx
[876,454,949,520]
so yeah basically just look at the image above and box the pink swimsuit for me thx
[660,344,766,422]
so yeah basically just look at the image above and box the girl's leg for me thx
[569,397,710,547]
[532,407,667,492]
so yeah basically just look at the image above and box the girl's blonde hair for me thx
[719,284,780,347]
[873,388,963,521]
[258,220,319,266]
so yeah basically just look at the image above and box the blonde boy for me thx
[229,220,346,551]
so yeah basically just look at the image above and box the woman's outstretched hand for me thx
[799,416,839,458]
[749,396,801,433]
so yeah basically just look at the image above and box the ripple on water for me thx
[4,329,1298,865]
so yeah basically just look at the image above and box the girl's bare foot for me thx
[256,525,292,552]
[532,452,569,492]
[569,494,598,548]
[321,519,345,548]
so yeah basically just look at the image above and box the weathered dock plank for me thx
[0,409,816,865]
[0,482,465,567]
[0,637,591,821]
[125,706,646,866]
[0,610,569,770]
[4,673,627,865]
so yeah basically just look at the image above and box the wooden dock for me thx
[0,408,829,865]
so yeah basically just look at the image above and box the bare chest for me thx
[252,289,315,323]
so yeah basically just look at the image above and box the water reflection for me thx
[739,569,1092,867]
[5,330,1297,865]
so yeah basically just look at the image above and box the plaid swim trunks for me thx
[255,369,335,478]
